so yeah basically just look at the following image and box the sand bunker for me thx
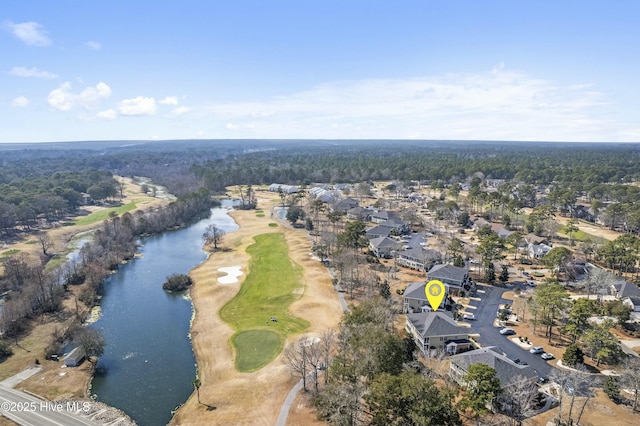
[217,266,243,284]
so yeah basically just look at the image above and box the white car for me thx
[530,346,544,354]
[499,328,516,335]
[463,313,475,320]
[541,352,555,360]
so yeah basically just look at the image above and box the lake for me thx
[90,201,238,425]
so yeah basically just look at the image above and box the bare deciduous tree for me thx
[37,232,54,257]
[284,337,309,392]
[622,357,640,411]
[497,375,539,426]
[582,267,615,301]
[202,224,225,250]
[550,364,593,426]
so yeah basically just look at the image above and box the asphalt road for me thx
[467,284,553,380]
[0,385,99,426]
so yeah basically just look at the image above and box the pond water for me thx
[90,200,238,426]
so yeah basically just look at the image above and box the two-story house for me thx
[405,311,471,355]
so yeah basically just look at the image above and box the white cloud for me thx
[193,66,629,141]
[79,82,112,109]
[84,41,102,51]
[47,81,112,111]
[96,109,117,120]
[10,66,58,79]
[47,82,74,111]
[159,96,178,105]
[169,106,190,116]
[11,96,29,107]
[3,21,51,46]
[117,96,156,116]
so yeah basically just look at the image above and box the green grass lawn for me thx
[559,225,591,242]
[268,223,278,227]
[256,213,265,218]
[73,200,142,226]
[233,330,281,372]
[1,249,21,256]
[559,225,607,244]
[220,232,309,372]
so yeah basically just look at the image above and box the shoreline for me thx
[171,192,343,425]
[0,177,168,425]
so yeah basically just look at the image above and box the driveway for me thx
[467,284,552,379]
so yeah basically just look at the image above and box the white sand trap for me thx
[217,266,243,284]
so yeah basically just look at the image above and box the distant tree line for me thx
[190,143,640,191]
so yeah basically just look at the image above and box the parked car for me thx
[541,352,555,360]
[463,313,475,320]
[537,376,548,384]
[500,328,516,335]
[530,346,544,354]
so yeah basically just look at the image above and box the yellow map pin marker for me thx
[425,280,445,312]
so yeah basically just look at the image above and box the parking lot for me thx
[465,283,553,380]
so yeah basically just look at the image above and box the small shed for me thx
[64,346,86,367]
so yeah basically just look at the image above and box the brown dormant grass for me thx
[171,192,343,425]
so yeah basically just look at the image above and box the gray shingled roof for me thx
[450,346,537,386]
[366,225,395,238]
[406,311,465,338]
[404,282,427,301]
[614,281,640,298]
[369,236,400,250]
[428,264,468,282]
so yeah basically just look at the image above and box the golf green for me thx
[220,232,309,372]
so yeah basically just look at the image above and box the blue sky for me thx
[1,1,639,143]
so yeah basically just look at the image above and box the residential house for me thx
[397,247,442,271]
[523,234,549,246]
[405,311,471,355]
[623,296,640,312]
[268,184,300,194]
[371,210,400,224]
[527,243,552,259]
[611,280,640,299]
[369,236,400,259]
[449,346,537,388]
[490,223,513,240]
[379,218,410,235]
[472,218,512,239]
[472,217,491,232]
[427,264,474,296]
[308,187,342,204]
[365,224,396,240]
[346,206,374,221]
[333,183,353,192]
[573,205,596,222]
[403,281,453,313]
[333,197,359,213]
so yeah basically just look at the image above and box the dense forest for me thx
[3,140,640,238]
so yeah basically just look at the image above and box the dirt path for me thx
[172,192,343,425]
